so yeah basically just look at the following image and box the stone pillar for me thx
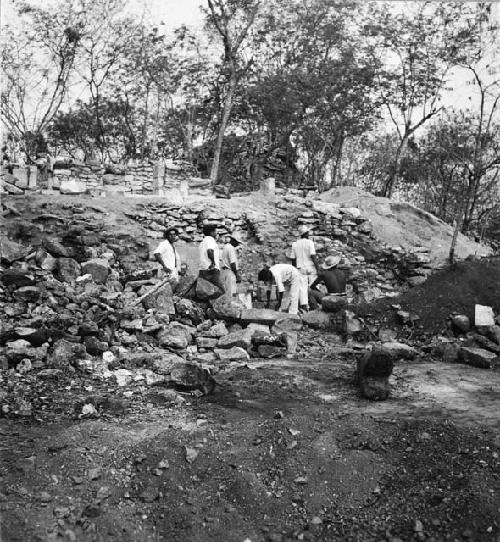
[260,177,275,197]
[152,161,165,194]
[13,167,28,187]
[179,179,189,198]
[28,166,37,189]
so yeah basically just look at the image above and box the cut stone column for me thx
[260,177,275,197]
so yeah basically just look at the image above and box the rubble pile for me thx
[431,307,500,370]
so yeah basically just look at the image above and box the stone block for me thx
[460,346,499,369]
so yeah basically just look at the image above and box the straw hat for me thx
[298,224,311,236]
[230,232,244,245]
[321,255,342,269]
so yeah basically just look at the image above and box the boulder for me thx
[321,295,348,313]
[301,310,332,329]
[450,314,470,334]
[478,325,500,346]
[217,329,253,351]
[211,294,245,320]
[13,286,41,303]
[271,316,303,334]
[1,270,35,288]
[84,336,108,356]
[56,258,81,283]
[36,249,57,271]
[50,339,87,367]
[196,337,218,349]
[5,340,47,366]
[59,179,87,194]
[81,258,110,284]
[169,363,215,395]
[470,332,500,354]
[173,274,197,298]
[44,240,72,258]
[113,368,133,387]
[344,310,363,336]
[175,298,205,324]
[195,278,223,301]
[203,322,229,338]
[14,327,47,347]
[357,345,394,401]
[143,289,175,314]
[0,237,29,264]
[247,323,271,335]
[381,341,418,360]
[258,345,286,358]
[460,346,499,369]
[78,321,99,337]
[158,322,193,349]
[151,353,186,374]
[214,347,250,361]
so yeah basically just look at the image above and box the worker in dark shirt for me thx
[257,264,274,308]
[309,255,348,309]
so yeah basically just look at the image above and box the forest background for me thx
[1,0,500,244]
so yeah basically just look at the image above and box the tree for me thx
[365,2,483,197]
[1,0,81,161]
[204,0,261,186]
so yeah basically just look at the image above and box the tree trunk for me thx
[210,66,237,187]
[140,85,150,161]
[383,133,409,198]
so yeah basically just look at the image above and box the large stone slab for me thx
[460,347,499,369]
[239,308,285,325]
[217,329,253,351]
[59,179,87,194]
[301,310,332,329]
[211,294,245,320]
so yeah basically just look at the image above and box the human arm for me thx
[309,274,323,291]
[154,252,172,275]
[275,291,284,311]
[311,254,319,273]
[207,248,216,269]
[230,262,241,282]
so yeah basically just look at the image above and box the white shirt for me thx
[199,235,220,270]
[221,243,238,270]
[270,264,299,293]
[290,238,316,269]
[153,240,180,278]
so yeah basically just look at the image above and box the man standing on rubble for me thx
[290,224,319,311]
[153,226,181,284]
[221,232,243,297]
[269,262,308,315]
[198,224,225,291]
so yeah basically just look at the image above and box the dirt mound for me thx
[357,256,500,335]
[320,186,493,267]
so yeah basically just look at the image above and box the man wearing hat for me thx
[308,254,346,309]
[220,232,243,297]
[269,262,308,315]
[291,224,319,311]
[153,226,181,283]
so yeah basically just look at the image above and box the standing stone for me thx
[357,345,394,401]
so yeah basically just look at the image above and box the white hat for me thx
[321,255,342,269]
[230,232,243,244]
[298,224,311,236]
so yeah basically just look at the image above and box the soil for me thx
[1,193,499,541]
[1,344,499,542]
[319,187,493,266]
[354,257,500,338]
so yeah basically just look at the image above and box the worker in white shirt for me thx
[220,232,243,297]
[198,224,224,291]
[153,226,181,284]
[290,224,319,311]
[269,263,308,315]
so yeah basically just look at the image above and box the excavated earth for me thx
[1,193,499,542]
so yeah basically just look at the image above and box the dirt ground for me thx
[1,337,499,542]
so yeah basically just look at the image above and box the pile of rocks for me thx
[432,308,500,369]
